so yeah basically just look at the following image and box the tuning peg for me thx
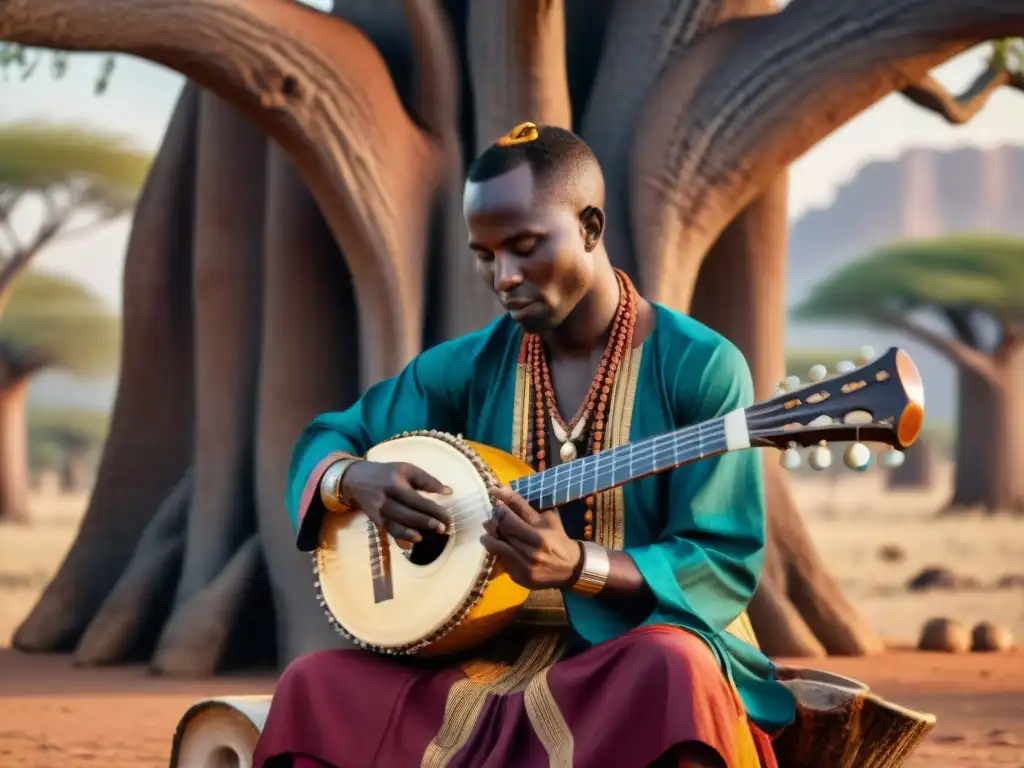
[808,442,832,471]
[856,346,875,364]
[808,364,828,382]
[835,360,856,374]
[780,443,802,470]
[784,375,801,391]
[843,442,873,472]
[879,448,906,469]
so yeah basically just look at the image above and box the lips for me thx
[503,298,537,311]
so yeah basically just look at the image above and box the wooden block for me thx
[169,695,272,768]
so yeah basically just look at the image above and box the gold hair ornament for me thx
[496,121,539,147]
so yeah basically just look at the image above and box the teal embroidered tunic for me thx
[288,304,796,734]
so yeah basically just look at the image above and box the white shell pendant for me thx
[559,440,578,463]
[551,417,587,465]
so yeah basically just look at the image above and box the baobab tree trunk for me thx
[948,356,1024,513]
[0,377,30,523]
[989,339,1024,513]
[903,323,1024,515]
[147,93,268,676]
[948,369,997,509]
[7,0,1024,673]
[254,143,362,661]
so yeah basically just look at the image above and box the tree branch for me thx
[0,190,24,224]
[630,0,1024,310]
[994,310,1024,358]
[0,0,445,386]
[882,312,1003,385]
[901,66,1024,124]
[0,191,70,308]
[0,341,54,386]
[401,0,459,141]
[579,0,772,280]
[467,0,572,155]
[944,307,979,348]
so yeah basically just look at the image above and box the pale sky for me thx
[2,41,1023,312]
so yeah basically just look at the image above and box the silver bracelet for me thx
[319,457,362,512]
[570,541,611,596]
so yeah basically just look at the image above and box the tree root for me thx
[73,470,193,665]
[761,464,885,657]
[748,581,826,658]
[151,534,264,677]
[74,537,184,666]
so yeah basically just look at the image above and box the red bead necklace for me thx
[525,269,638,541]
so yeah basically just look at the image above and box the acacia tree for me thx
[794,234,1024,514]
[28,408,111,492]
[4,0,1024,674]
[0,123,151,305]
[0,124,146,520]
[0,271,119,521]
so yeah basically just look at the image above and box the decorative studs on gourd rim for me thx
[772,346,923,474]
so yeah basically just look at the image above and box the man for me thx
[254,122,795,768]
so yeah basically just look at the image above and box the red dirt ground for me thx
[0,646,1021,767]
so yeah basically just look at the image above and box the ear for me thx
[579,206,605,252]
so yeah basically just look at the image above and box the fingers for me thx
[389,484,452,532]
[491,500,542,545]
[489,486,541,525]
[404,464,453,497]
[382,518,417,549]
[480,533,528,568]
[380,498,447,538]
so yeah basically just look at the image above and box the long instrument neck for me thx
[507,414,732,510]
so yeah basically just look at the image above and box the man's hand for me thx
[340,461,453,550]
[481,486,582,590]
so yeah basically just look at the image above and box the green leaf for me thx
[792,234,1024,325]
[0,122,151,194]
[0,45,118,92]
[0,270,120,377]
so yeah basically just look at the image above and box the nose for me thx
[493,253,524,294]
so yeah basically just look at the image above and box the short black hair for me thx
[466,124,599,196]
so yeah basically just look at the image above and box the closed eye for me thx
[508,235,541,256]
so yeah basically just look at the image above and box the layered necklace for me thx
[524,268,638,541]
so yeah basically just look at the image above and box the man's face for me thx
[463,164,593,334]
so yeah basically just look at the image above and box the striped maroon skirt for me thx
[253,624,777,767]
